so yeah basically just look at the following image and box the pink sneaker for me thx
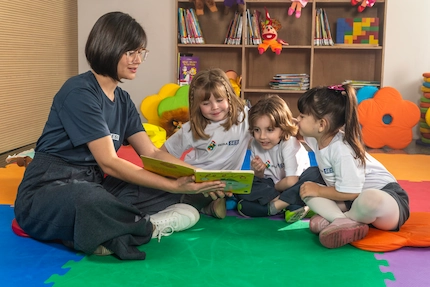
[319,218,369,249]
[309,214,330,234]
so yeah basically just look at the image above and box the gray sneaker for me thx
[150,203,200,242]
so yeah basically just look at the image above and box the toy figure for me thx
[224,0,245,15]
[190,0,218,16]
[288,0,308,18]
[225,70,242,97]
[258,9,288,55]
[351,0,376,12]
[160,107,189,138]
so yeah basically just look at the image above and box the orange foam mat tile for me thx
[0,164,25,205]
[370,153,430,182]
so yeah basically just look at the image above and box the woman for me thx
[14,12,225,260]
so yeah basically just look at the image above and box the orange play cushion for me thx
[351,212,430,252]
[358,87,420,149]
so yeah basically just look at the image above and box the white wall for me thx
[78,0,428,138]
[78,0,176,121]
[384,0,430,138]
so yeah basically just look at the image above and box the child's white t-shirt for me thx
[304,131,396,193]
[164,107,252,170]
[250,136,310,184]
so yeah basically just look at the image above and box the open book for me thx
[140,155,254,194]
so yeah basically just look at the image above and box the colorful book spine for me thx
[246,9,254,45]
[178,8,187,44]
[323,9,334,46]
[190,8,205,44]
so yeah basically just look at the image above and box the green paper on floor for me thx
[46,215,392,287]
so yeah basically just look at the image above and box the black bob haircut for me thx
[85,11,147,82]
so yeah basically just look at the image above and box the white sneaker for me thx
[150,203,200,242]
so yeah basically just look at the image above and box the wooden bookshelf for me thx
[176,0,386,116]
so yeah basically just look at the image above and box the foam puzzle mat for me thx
[1,153,430,286]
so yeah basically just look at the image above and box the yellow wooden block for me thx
[345,35,353,44]
[369,35,378,45]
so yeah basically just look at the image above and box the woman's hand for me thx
[175,176,226,197]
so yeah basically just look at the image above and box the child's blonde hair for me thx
[248,94,298,141]
[188,68,245,140]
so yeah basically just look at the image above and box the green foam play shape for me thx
[45,215,392,286]
[157,85,189,117]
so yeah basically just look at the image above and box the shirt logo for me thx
[111,134,120,141]
[228,140,239,146]
[265,160,271,169]
[323,167,333,174]
[207,140,216,151]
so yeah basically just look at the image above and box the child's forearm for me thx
[275,176,299,191]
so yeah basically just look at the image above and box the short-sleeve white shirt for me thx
[164,107,252,170]
[304,132,396,193]
[250,137,310,184]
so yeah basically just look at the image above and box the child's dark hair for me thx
[248,94,298,141]
[188,68,245,140]
[297,85,366,165]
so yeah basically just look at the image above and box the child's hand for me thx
[251,155,266,178]
[251,155,265,172]
[299,181,320,199]
[204,190,233,200]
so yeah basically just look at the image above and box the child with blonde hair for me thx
[162,68,252,219]
[237,94,323,222]
[297,85,409,248]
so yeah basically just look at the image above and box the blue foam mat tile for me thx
[0,205,84,287]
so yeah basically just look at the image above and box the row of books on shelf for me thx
[269,74,310,91]
[342,80,381,89]
[178,8,205,44]
[224,11,243,45]
[314,8,334,46]
[245,9,262,45]
[224,9,264,45]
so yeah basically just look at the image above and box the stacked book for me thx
[269,74,310,90]
[342,80,381,89]
[224,12,243,45]
[178,8,205,44]
[314,8,334,46]
[244,9,262,45]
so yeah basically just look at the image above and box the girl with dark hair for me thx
[297,85,410,248]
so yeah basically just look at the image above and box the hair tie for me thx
[327,85,345,91]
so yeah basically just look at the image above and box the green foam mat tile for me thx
[46,216,391,286]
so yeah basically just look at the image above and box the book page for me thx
[140,156,194,178]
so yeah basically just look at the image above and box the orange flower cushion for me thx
[351,212,430,252]
[358,87,420,149]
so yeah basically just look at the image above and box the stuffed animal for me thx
[190,0,218,16]
[351,0,376,12]
[258,9,288,55]
[224,0,245,15]
[159,107,190,138]
[225,70,242,97]
[288,0,308,18]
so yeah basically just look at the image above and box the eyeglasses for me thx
[125,49,149,63]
